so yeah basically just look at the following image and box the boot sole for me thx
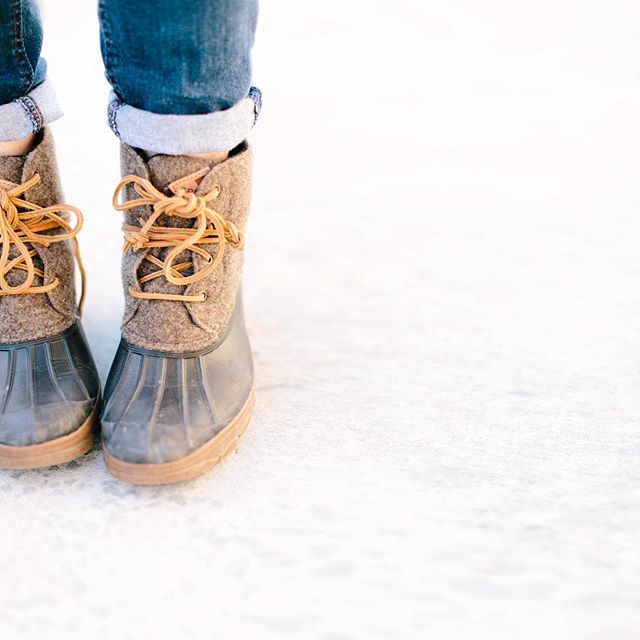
[0,401,99,470]
[103,386,256,485]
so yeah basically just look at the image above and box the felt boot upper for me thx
[0,129,80,344]
[117,142,253,353]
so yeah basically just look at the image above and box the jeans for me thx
[0,0,260,154]
[0,0,45,104]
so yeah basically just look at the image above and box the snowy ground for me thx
[2,1,640,638]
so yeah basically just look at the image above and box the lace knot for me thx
[112,174,243,303]
[164,189,208,217]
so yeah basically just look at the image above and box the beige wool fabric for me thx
[118,142,253,352]
[0,129,79,343]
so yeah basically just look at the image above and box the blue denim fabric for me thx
[0,0,46,104]
[0,0,257,116]
[98,0,258,114]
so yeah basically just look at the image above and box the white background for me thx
[2,1,640,638]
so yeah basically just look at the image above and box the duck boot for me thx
[101,142,256,484]
[0,129,100,469]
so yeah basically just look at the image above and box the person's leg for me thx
[0,1,100,470]
[0,0,61,154]
[99,0,260,484]
[98,0,260,155]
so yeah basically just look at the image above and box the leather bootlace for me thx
[112,174,244,303]
[0,174,86,312]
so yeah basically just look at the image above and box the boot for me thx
[0,129,100,469]
[101,141,255,484]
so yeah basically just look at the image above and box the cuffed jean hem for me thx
[0,78,63,141]
[107,86,262,155]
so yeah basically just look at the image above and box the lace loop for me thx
[112,174,244,303]
[0,173,86,312]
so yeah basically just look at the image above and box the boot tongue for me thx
[0,155,27,185]
[146,154,212,192]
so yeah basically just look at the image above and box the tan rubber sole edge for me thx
[103,386,256,485]
[0,401,99,470]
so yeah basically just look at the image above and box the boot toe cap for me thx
[0,400,93,446]
[101,346,253,464]
[0,323,100,447]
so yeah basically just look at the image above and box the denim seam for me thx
[14,95,43,133]
[108,98,123,138]
[11,0,34,95]
[248,86,262,124]
[98,0,125,101]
